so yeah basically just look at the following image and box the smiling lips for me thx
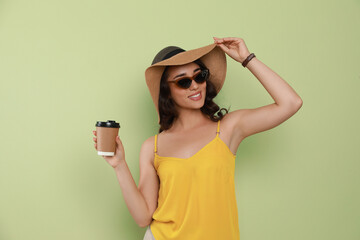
[188,91,201,100]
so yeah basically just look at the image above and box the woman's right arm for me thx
[113,136,159,227]
[93,131,159,228]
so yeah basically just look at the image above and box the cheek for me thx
[170,86,186,99]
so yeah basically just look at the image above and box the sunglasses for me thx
[167,69,209,89]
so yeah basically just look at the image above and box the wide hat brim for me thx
[145,42,227,124]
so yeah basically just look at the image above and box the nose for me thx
[189,79,199,90]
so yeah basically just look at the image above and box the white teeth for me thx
[189,93,200,98]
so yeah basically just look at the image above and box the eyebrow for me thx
[172,67,201,80]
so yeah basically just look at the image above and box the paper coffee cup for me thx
[95,120,120,156]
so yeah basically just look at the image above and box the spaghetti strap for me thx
[154,134,158,153]
[216,120,220,136]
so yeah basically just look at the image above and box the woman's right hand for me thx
[93,130,125,169]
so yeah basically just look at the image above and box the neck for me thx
[171,108,209,132]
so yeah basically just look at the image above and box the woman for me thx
[92,37,303,240]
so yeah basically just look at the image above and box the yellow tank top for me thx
[150,120,240,240]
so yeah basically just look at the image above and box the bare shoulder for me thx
[140,135,156,167]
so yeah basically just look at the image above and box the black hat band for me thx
[162,48,185,61]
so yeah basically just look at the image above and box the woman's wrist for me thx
[241,53,256,67]
[113,160,126,171]
[238,52,251,63]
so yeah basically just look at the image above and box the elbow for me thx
[289,97,303,110]
[137,216,153,228]
[138,221,151,228]
[138,220,149,228]
[295,98,303,109]
[279,97,303,110]
[138,222,148,228]
[281,98,302,114]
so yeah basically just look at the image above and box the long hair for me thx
[158,59,230,133]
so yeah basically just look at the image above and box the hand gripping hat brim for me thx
[145,42,227,124]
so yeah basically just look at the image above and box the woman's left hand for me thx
[213,37,251,63]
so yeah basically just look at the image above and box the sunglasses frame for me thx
[167,69,209,89]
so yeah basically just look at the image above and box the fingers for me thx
[223,37,241,41]
[217,43,230,53]
[213,38,227,46]
[213,37,242,43]
[93,130,97,150]
[92,130,97,143]
[213,37,222,43]
[116,136,122,146]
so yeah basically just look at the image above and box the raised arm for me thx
[213,37,302,140]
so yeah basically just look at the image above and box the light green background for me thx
[1,0,359,239]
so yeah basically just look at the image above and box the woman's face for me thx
[166,62,206,111]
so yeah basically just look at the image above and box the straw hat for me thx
[145,42,227,123]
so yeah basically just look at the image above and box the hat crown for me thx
[151,46,186,65]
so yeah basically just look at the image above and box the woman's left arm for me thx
[213,37,303,139]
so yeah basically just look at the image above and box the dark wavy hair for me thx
[158,59,230,133]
